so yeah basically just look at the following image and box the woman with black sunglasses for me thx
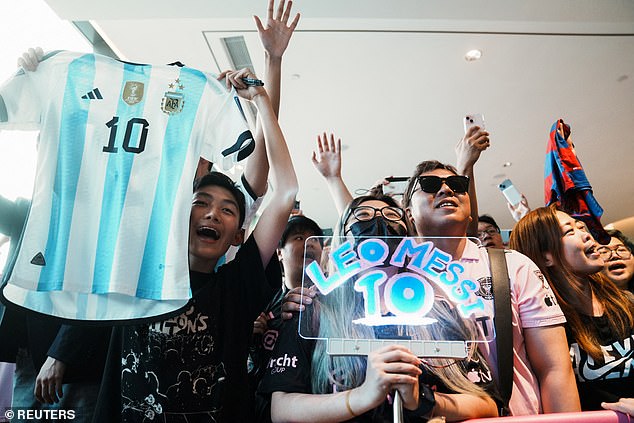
[401,160,581,416]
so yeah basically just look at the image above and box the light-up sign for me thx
[305,237,485,326]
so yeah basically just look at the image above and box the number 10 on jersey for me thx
[103,116,150,154]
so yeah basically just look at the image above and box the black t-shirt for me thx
[259,307,497,422]
[94,236,280,422]
[568,314,634,410]
[249,286,286,422]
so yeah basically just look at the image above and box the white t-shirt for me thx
[460,240,566,415]
[0,51,254,322]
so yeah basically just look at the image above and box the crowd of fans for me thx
[1,0,633,422]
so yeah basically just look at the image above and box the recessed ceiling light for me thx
[503,162,512,167]
[465,49,482,62]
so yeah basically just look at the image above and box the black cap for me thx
[279,215,324,247]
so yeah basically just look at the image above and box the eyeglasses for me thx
[596,245,632,260]
[477,228,500,239]
[350,205,405,222]
[416,175,470,194]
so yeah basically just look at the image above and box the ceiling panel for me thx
[45,0,634,232]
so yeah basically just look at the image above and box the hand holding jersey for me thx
[17,47,43,72]
[224,68,267,102]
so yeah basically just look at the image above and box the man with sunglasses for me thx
[403,160,580,416]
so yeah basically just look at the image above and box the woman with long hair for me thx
[509,204,634,410]
[260,193,499,422]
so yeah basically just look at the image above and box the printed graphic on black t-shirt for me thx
[568,315,634,410]
[120,296,226,421]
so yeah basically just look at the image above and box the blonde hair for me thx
[310,194,491,398]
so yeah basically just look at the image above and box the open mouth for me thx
[436,200,457,209]
[584,244,597,257]
[607,262,626,272]
[197,226,220,240]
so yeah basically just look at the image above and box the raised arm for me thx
[507,193,531,222]
[455,125,490,237]
[226,69,298,267]
[243,0,300,197]
[311,132,353,215]
[254,0,299,117]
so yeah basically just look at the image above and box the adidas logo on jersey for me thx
[81,88,103,100]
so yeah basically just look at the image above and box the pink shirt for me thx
[460,240,566,415]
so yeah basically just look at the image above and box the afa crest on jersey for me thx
[123,81,144,105]
[161,91,184,115]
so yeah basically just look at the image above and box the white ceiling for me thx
[46,0,634,232]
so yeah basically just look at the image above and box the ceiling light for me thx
[503,162,512,167]
[465,49,482,62]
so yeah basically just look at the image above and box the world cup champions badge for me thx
[161,78,185,115]
[123,81,144,106]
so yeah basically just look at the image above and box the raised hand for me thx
[507,193,531,222]
[312,132,343,179]
[254,0,300,59]
[455,125,490,170]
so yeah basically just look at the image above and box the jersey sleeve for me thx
[238,174,264,230]
[198,77,255,170]
[507,251,567,328]
[0,68,43,129]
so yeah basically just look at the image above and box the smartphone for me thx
[383,176,409,195]
[463,113,485,133]
[242,77,264,87]
[498,179,522,206]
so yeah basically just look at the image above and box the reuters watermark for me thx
[3,409,76,421]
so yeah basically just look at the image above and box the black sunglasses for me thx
[416,175,470,194]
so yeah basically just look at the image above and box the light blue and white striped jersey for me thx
[0,51,254,322]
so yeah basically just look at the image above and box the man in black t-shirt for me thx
[250,215,323,421]
[94,68,299,423]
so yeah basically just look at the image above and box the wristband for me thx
[405,383,436,418]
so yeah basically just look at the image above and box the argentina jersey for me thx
[0,51,254,323]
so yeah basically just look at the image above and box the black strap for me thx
[488,247,513,413]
